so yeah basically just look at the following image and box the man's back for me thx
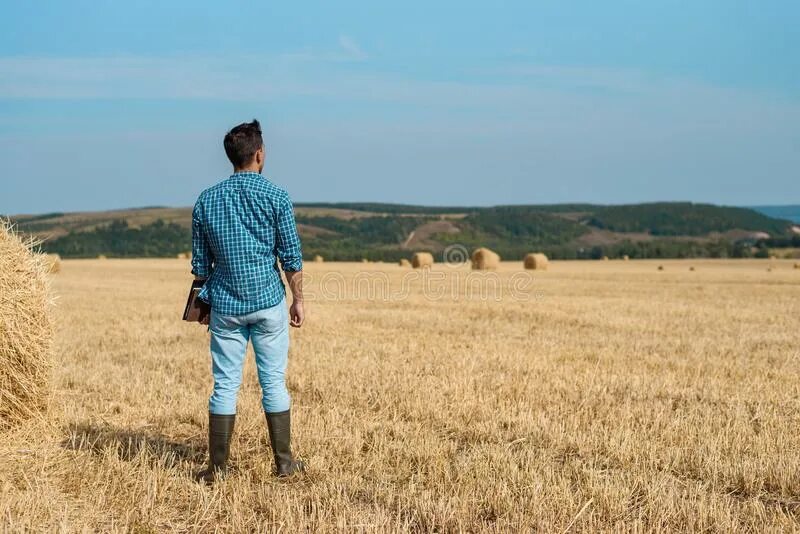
[192,171,302,316]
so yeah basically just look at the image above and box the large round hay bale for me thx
[523,252,548,270]
[42,253,61,274]
[601,256,609,261]
[97,254,107,260]
[176,252,188,260]
[622,255,630,261]
[313,254,324,263]
[411,252,434,269]
[399,258,411,267]
[471,247,500,270]
[0,223,53,429]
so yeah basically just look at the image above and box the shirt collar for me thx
[229,171,263,179]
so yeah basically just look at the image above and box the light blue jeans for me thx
[208,298,291,415]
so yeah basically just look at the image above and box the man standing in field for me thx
[191,119,305,482]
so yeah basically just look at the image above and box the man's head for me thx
[224,119,265,172]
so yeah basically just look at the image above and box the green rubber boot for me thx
[265,410,305,477]
[196,413,235,484]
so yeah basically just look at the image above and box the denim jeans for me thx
[208,298,291,415]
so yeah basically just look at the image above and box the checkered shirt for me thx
[191,172,303,315]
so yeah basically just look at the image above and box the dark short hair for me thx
[223,119,263,168]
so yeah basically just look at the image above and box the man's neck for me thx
[233,166,261,174]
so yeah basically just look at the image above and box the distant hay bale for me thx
[399,258,411,267]
[471,247,500,271]
[523,252,548,271]
[176,252,188,260]
[622,255,630,261]
[602,256,609,261]
[0,222,53,429]
[411,252,434,269]
[42,253,61,274]
[769,255,777,260]
[97,255,107,260]
[361,258,370,264]
[313,255,324,263]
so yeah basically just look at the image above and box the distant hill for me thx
[751,205,800,224]
[587,203,790,235]
[5,202,797,261]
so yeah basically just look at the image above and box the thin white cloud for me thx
[0,56,316,100]
[338,35,368,61]
[0,55,745,101]
[0,55,797,136]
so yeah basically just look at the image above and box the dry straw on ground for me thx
[42,253,61,274]
[411,252,434,269]
[0,222,53,430]
[471,247,500,270]
[3,258,800,531]
[523,252,549,271]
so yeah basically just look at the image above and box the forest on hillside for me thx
[29,201,798,261]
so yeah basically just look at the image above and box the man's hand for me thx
[289,299,304,328]
[194,276,210,325]
[284,270,304,327]
[199,307,211,326]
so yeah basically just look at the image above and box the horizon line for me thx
[5,200,800,219]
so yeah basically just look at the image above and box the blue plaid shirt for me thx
[191,172,303,316]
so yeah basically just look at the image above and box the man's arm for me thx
[191,203,214,277]
[276,193,304,327]
[284,270,304,327]
[191,201,214,324]
[191,201,214,279]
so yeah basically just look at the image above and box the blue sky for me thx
[1,1,798,214]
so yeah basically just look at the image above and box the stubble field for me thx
[1,258,799,532]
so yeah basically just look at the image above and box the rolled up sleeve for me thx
[191,201,214,278]
[275,193,303,272]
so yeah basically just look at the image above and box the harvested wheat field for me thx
[1,258,799,532]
